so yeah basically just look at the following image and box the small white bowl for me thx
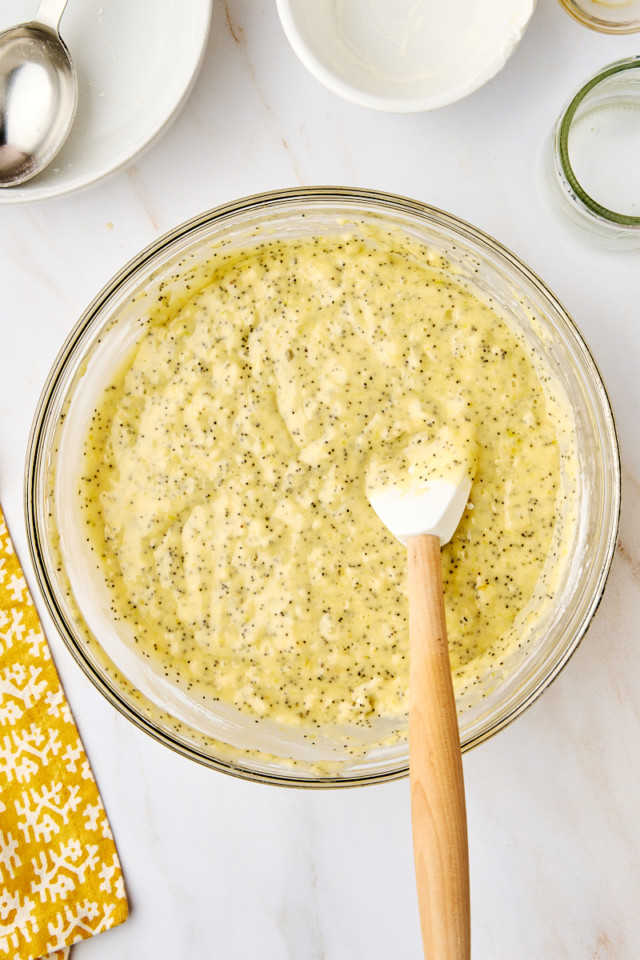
[276,0,536,113]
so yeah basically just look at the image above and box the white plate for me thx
[0,0,211,203]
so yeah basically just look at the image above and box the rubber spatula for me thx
[367,449,473,960]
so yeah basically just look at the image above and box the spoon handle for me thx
[33,0,69,32]
[408,533,470,960]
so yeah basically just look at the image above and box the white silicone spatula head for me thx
[366,425,475,545]
[368,474,473,546]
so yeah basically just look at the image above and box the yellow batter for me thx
[78,228,571,732]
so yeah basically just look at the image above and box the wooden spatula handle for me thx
[408,533,470,960]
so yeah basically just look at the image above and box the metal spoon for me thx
[0,0,77,187]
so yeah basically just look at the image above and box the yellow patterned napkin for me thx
[0,506,128,960]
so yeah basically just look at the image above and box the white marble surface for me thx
[2,1,640,957]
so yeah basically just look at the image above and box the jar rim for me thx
[556,56,640,228]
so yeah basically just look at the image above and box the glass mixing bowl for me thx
[26,187,620,786]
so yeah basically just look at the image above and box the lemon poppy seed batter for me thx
[78,228,572,732]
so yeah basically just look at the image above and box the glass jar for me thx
[557,0,640,34]
[543,57,640,249]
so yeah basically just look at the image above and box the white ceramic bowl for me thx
[276,0,536,112]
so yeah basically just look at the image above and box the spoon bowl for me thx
[0,0,76,187]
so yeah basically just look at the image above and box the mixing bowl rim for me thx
[24,185,622,787]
